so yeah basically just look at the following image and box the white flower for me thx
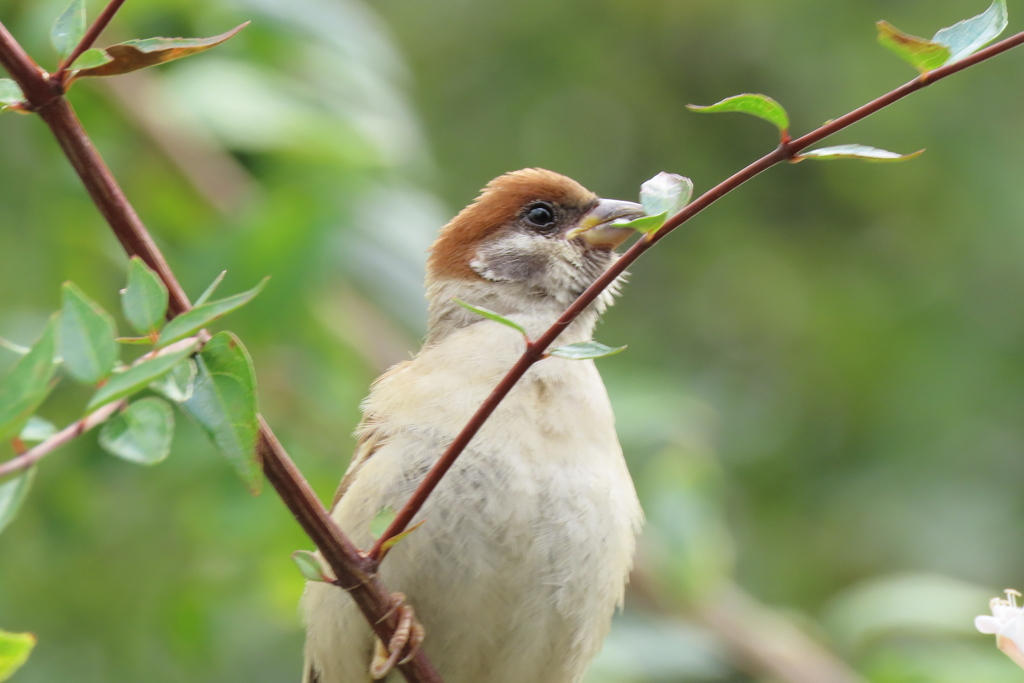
[976,589,1024,669]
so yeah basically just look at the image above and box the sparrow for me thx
[301,168,645,683]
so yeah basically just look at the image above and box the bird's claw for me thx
[370,593,425,679]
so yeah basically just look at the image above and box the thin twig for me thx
[0,18,443,683]
[0,336,197,477]
[0,400,125,478]
[367,29,1024,559]
[54,0,127,80]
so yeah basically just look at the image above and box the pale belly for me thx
[302,411,640,683]
[302,324,642,683]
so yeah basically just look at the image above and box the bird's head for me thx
[425,169,643,342]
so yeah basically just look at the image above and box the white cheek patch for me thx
[468,230,619,307]
[471,232,551,283]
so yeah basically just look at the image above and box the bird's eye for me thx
[525,202,556,230]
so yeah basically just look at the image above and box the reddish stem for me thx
[368,28,1024,559]
[0,17,443,683]
[54,0,127,80]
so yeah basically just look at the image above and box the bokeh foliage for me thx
[2,0,1024,681]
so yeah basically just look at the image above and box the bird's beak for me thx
[569,199,646,249]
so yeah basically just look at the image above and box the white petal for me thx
[993,604,1023,620]
[977,615,1003,634]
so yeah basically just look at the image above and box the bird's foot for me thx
[370,592,426,680]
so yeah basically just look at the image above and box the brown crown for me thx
[427,168,598,281]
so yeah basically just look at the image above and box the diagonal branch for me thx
[367,28,1024,559]
[54,0,127,79]
[0,400,125,479]
[0,19,443,683]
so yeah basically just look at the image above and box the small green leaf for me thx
[933,0,1008,64]
[0,317,59,444]
[75,23,249,78]
[157,277,267,347]
[0,629,36,682]
[794,144,924,163]
[19,416,56,444]
[876,21,952,73]
[86,339,198,411]
[0,468,34,536]
[194,270,227,307]
[0,80,23,106]
[292,550,334,583]
[51,0,86,60]
[121,257,169,335]
[69,48,112,71]
[549,341,626,360]
[370,506,396,539]
[640,172,693,218]
[379,520,426,559]
[453,299,528,337]
[98,397,174,465]
[609,212,667,235]
[181,332,261,494]
[59,282,119,384]
[149,359,196,403]
[687,94,790,133]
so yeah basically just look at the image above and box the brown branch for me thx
[0,335,197,477]
[368,28,1024,559]
[0,19,443,683]
[0,400,125,478]
[54,0,127,80]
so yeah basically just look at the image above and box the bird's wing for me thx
[330,360,411,509]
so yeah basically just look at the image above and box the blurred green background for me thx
[3,0,1024,681]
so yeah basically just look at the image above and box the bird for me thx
[301,168,645,683]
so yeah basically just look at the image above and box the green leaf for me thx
[50,0,85,60]
[933,0,1008,64]
[86,339,198,411]
[0,468,34,536]
[157,277,267,347]
[0,80,23,106]
[609,212,668,235]
[98,397,174,465]
[75,23,249,78]
[194,270,227,307]
[121,257,169,335]
[19,416,56,444]
[181,332,261,494]
[453,299,528,337]
[0,629,36,682]
[0,317,59,444]
[69,48,112,71]
[378,520,426,559]
[795,144,925,163]
[370,506,396,539]
[292,550,334,583]
[59,282,118,384]
[549,341,627,360]
[687,94,790,133]
[876,21,952,73]
[149,359,196,403]
[640,172,693,218]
